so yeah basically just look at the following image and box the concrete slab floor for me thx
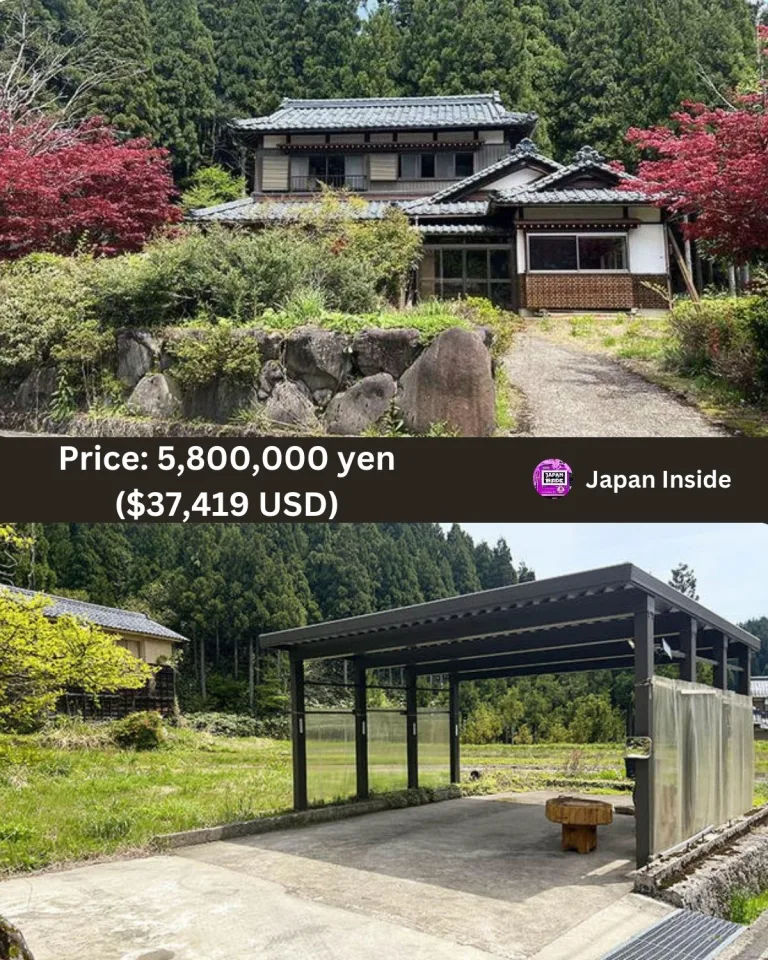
[0,792,673,960]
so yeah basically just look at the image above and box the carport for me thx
[259,563,758,867]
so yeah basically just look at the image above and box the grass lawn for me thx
[2,732,767,878]
[531,312,768,438]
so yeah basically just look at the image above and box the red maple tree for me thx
[625,26,768,262]
[0,115,182,259]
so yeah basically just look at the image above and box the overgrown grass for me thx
[0,730,293,875]
[529,311,768,436]
[3,732,766,878]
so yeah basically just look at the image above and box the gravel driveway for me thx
[504,333,727,438]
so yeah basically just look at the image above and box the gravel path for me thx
[504,332,727,437]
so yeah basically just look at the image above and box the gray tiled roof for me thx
[3,586,188,642]
[494,188,651,204]
[417,223,507,235]
[189,198,396,222]
[404,199,490,217]
[233,94,536,133]
[426,138,563,203]
[752,677,768,699]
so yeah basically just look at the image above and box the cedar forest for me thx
[1,0,764,181]
[5,523,768,743]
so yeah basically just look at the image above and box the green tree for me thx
[0,590,152,730]
[567,693,624,743]
[180,165,246,211]
[211,0,273,122]
[555,0,624,158]
[87,0,160,140]
[349,2,404,97]
[669,563,699,600]
[149,0,217,175]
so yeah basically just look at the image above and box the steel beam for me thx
[406,668,418,789]
[449,674,460,784]
[360,612,689,671]
[456,656,636,682]
[289,653,307,811]
[680,617,698,683]
[736,643,752,696]
[634,594,655,869]
[712,633,728,691]
[354,661,369,800]
[423,640,636,678]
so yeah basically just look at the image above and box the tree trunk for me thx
[728,264,737,296]
[200,636,206,699]
[234,638,239,680]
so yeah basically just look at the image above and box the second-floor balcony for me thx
[290,175,369,193]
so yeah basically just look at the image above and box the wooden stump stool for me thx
[545,796,613,854]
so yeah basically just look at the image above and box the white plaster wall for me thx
[629,224,667,274]
[480,167,543,191]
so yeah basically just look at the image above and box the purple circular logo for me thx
[533,459,572,498]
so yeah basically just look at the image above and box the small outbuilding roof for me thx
[494,187,651,205]
[188,197,397,223]
[4,586,188,643]
[752,677,768,699]
[232,93,536,134]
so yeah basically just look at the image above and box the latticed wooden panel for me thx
[521,273,671,311]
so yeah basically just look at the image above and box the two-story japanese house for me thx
[191,93,671,315]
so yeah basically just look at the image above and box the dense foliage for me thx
[668,296,768,399]
[0,0,760,170]
[0,115,180,259]
[0,208,424,402]
[628,27,768,262]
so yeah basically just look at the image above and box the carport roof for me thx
[259,564,758,674]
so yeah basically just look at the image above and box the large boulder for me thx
[257,359,285,400]
[117,331,157,388]
[325,373,396,435]
[397,327,496,437]
[182,379,255,424]
[353,328,421,379]
[284,327,351,392]
[235,328,284,363]
[14,366,58,412]
[127,373,182,419]
[265,380,319,430]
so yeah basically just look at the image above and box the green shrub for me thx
[669,297,768,397]
[181,166,246,212]
[110,711,165,750]
[182,712,289,739]
[164,322,262,386]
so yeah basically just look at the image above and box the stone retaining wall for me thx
[633,805,768,918]
[12,324,497,437]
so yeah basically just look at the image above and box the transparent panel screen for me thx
[651,677,754,855]
[418,709,450,787]
[306,711,356,804]
[368,710,408,793]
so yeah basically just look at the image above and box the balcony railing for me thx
[290,175,369,193]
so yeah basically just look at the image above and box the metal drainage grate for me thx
[601,910,744,960]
